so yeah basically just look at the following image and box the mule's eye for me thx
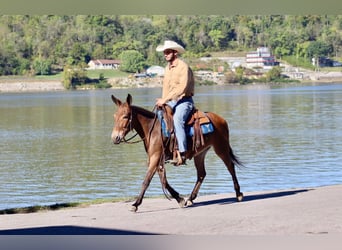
[122,115,129,120]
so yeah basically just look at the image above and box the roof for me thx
[146,65,165,76]
[90,59,121,65]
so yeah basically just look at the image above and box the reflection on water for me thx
[0,84,341,210]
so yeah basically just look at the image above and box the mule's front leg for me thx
[131,167,157,212]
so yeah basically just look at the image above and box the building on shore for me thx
[246,47,279,68]
[87,59,121,70]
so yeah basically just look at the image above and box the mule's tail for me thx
[230,146,244,168]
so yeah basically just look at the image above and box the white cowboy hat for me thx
[156,40,185,53]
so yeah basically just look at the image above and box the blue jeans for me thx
[165,97,194,153]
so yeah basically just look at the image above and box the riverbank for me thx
[0,184,341,235]
[0,80,65,92]
[1,70,342,93]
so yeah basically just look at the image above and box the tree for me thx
[32,57,52,75]
[67,43,90,66]
[208,29,224,50]
[119,50,146,73]
[62,65,88,89]
[306,41,333,66]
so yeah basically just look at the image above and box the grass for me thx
[0,194,171,215]
[0,69,129,82]
[0,203,80,215]
[85,69,129,79]
[0,197,134,215]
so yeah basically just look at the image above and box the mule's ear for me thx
[126,94,132,105]
[111,95,122,106]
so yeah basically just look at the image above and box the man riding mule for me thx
[111,94,243,212]
[155,40,195,166]
[158,105,213,166]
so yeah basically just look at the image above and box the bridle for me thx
[119,106,159,145]
[119,109,141,144]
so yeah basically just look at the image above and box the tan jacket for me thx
[161,58,194,103]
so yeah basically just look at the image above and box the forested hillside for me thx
[0,15,341,76]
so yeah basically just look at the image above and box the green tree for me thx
[67,43,90,66]
[32,57,52,75]
[119,50,146,73]
[62,65,88,89]
[306,41,333,61]
[208,29,224,50]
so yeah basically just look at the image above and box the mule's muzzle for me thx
[111,130,123,144]
[112,135,122,144]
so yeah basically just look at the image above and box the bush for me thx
[266,66,282,82]
[62,65,88,89]
[224,71,239,83]
[32,58,52,75]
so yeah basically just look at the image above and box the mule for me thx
[111,94,243,212]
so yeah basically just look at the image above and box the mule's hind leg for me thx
[186,149,209,206]
[157,166,186,208]
[214,145,243,202]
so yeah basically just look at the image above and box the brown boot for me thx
[174,151,187,166]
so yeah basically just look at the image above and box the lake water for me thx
[0,83,341,210]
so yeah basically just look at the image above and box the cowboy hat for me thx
[156,40,185,53]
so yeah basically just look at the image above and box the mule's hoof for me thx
[237,193,244,202]
[130,205,138,212]
[185,200,194,207]
[178,198,186,208]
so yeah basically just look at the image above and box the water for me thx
[0,83,341,210]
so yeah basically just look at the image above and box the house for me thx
[246,47,279,68]
[87,59,121,70]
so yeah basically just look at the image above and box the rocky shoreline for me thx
[0,80,65,93]
[1,71,342,93]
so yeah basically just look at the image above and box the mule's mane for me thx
[131,105,156,119]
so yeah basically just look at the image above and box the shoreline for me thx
[1,72,342,93]
[0,184,341,235]
[0,80,65,93]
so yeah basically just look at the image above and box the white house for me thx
[88,59,121,70]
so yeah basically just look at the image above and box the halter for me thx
[121,106,158,144]
[120,110,141,144]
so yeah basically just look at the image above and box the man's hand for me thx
[155,98,165,107]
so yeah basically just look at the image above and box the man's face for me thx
[163,49,177,62]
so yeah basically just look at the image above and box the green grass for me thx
[0,203,80,215]
[0,197,133,215]
[85,69,129,79]
[0,70,129,82]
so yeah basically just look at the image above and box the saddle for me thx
[160,105,213,160]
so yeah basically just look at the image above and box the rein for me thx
[122,132,141,144]
[122,105,158,144]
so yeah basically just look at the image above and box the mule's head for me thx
[111,94,133,144]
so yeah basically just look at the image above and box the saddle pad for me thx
[161,119,214,137]
[187,122,214,137]
[161,119,171,137]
